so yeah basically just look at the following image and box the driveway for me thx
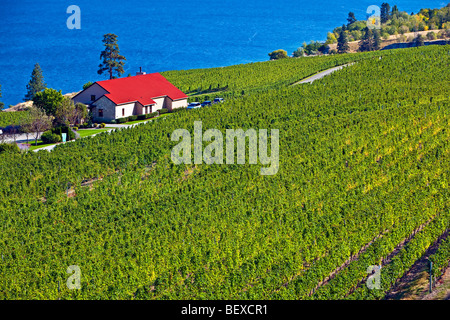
[292,63,354,85]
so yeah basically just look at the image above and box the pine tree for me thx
[373,30,381,50]
[391,5,399,17]
[98,33,126,80]
[381,3,391,23]
[24,63,46,101]
[347,12,357,26]
[359,28,374,52]
[337,26,349,54]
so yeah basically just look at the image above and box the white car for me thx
[187,102,201,109]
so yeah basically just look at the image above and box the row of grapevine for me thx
[0,45,449,299]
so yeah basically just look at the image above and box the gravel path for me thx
[291,63,354,85]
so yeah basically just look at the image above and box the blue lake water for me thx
[0,0,446,106]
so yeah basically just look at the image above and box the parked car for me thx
[213,98,224,104]
[201,100,212,107]
[187,102,201,109]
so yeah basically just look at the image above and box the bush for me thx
[445,29,450,38]
[109,120,116,124]
[426,32,436,40]
[128,115,138,121]
[158,108,169,114]
[100,123,106,128]
[116,117,127,124]
[171,107,186,113]
[146,112,158,119]
[137,114,147,120]
[72,127,78,131]
[51,126,75,141]
[268,49,288,60]
[0,143,20,154]
[41,131,62,144]
[93,123,98,128]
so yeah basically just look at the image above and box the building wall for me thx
[172,98,188,110]
[164,97,173,111]
[116,102,136,119]
[134,102,144,115]
[92,96,116,122]
[152,97,166,112]
[72,83,108,105]
[142,104,154,114]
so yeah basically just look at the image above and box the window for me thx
[98,109,103,117]
[91,95,96,101]
[145,106,148,114]
[122,108,125,117]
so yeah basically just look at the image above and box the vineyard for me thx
[0,45,450,299]
[0,110,30,128]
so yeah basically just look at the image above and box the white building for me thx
[72,71,188,122]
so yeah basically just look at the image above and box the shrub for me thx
[397,34,407,43]
[427,32,436,40]
[0,143,20,154]
[137,114,147,120]
[100,123,106,128]
[445,29,450,38]
[41,131,61,144]
[128,115,138,121]
[146,112,158,119]
[72,127,78,131]
[93,123,98,128]
[268,49,288,60]
[116,117,127,124]
[158,108,169,114]
[109,120,116,124]
[51,126,75,141]
[171,107,186,113]
[398,25,409,35]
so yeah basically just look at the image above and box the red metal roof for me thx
[95,73,187,106]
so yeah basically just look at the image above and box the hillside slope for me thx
[0,45,449,299]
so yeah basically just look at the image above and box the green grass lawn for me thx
[77,128,112,138]
[27,140,56,151]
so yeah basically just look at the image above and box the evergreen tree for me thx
[373,30,381,50]
[98,33,126,80]
[391,5,399,17]
[337,26,349,54]
[24,63,46,101]
[359,28,374,52]
[381,3,391,23]
[347,12,357,26]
